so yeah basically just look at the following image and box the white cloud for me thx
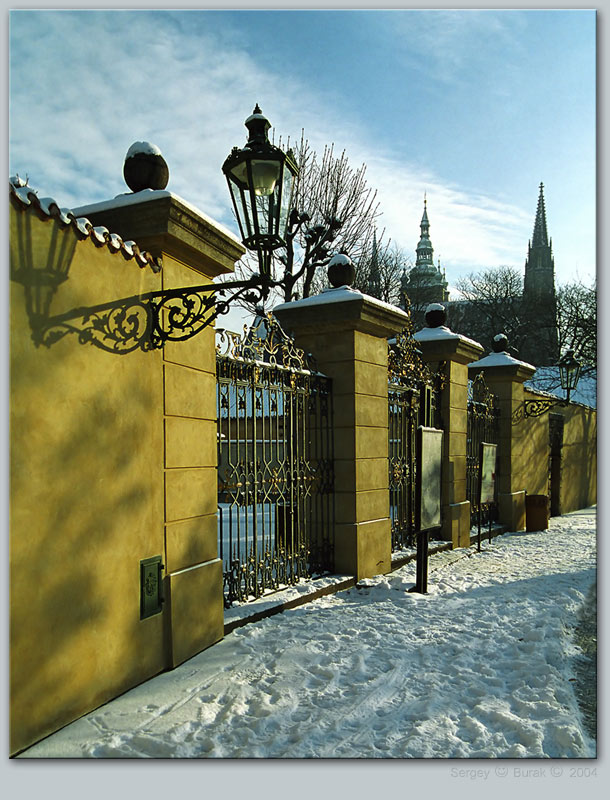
[9,10,351,224]
[9,9,590,291]
[345,148,532,280]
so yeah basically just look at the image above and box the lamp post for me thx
[558,349,581,404]
[222,105,298,280]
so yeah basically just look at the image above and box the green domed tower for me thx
[401,195,449,314]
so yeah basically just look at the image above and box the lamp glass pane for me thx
[251,159,281,196]
[254,193,273,236]
[229,160,249,190]
[568,365,581,390]
[229,179,252,239]
[279,165,296,239]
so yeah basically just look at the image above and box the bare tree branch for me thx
[221,133,382,314]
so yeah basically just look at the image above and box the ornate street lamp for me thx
[222,105,298,279]
[558,349,581,404]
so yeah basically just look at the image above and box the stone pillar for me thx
[75,189,245,666]
[413,315,484,548]
[274,286,410,580]
[468,338,536,532]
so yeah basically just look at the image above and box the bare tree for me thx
[448,266,530,354]
[226,133,381,313]
[354,241,411,305]
[448,267,596,383]
[556,281,596,373]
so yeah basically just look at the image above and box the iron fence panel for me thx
[388,317,445,551]
[467,373,500,527]
[217,314,333,606]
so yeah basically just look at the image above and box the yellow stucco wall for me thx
[10,209,168,753]
[559,404,597,513]
[521,390,551,496]
[519,390,597,513]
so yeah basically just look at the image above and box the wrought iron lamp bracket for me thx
[512,396,567,424]
[29,274,282,355]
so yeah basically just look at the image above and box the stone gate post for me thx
[274,282,410,580]
[413,307,484,548]
[468,336,536,532]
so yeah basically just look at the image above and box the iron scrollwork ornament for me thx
[468,373,499,421]
[388,312,446,393]
[29,275,275,355]
[216,312,320,375]
[512,395,566,424]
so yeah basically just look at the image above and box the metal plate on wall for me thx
[140,556,164,620]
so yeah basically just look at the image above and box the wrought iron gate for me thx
[466,373,500,527]
[216,314,334,606]
[388,319,444,551]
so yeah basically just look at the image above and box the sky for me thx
[8,7,597,296]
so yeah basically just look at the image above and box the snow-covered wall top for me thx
[414,325,481,349]
[468,351,535,371]
[9,177,160,271]
[73,189,241,245]
[274,285,410,317]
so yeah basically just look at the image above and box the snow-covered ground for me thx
[19,509,596,760]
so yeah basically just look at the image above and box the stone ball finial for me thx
[123,141,169,192]
[492,333,509,353]
[425,303,447,328]
[327,253,355,288]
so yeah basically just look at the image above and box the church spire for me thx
[422,192,429,224]
[415,194,434,268]
[532,182,549,247]
[368,229,381,297]
[522,181,558,365]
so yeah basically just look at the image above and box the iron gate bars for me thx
[216,314,334,606]
[467,373,500,528]
[388,319,445,552]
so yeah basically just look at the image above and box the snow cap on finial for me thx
[425,303,447,328]
[327,253,354,288]
[123,141,169,192]
[492,333,509,353]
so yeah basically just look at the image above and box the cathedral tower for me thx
[521,183,559,364]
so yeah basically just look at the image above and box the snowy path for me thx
[20,510,596,759]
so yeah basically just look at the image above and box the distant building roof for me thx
[525,365,597,409]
